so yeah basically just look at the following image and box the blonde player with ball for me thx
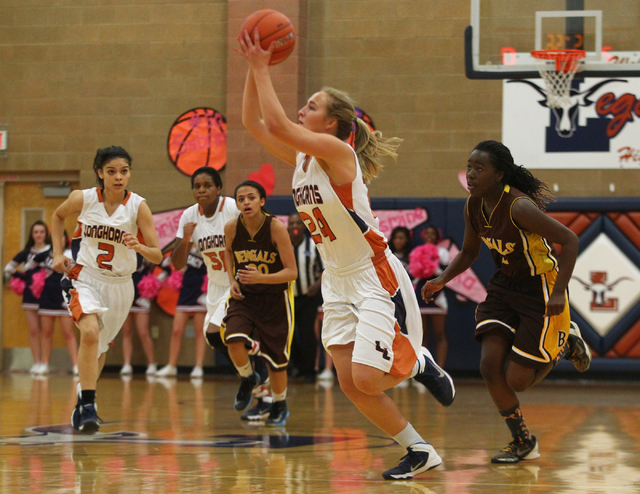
[52,146,162,433]
[236,28,455,480]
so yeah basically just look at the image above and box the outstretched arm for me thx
[422,207,481,301]
[237,29,356,184]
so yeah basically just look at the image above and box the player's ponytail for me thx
[473,140,554,211]
[93,146,132,187]
[322,87,402,184]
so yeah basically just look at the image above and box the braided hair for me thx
[474,140,554,211]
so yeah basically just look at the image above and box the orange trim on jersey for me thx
[198,204,204,215]
[330,181,354,210]
[389,323,418,377]
[97,188,103,203]
[121,190,132,206]
[67,264,83,281]
[68,289,84,322]
[73,222,83,238]
[219,197,226,212]
[372,254,399,296]
[365,229,388,257]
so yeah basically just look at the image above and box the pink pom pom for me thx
[30,269,46,299]
[409,243,441,279]
[138,273,162,299]
[165,269,183,292]
[9,277,26,296]
[201,275,208,294]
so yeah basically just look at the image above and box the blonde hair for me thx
[321,87,402,184]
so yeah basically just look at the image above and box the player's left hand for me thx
[236,265,263,284]
[123,232,140,252]
[545,291,566,317]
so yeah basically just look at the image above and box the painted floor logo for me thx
[0,424,361,449]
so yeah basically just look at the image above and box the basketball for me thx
[241,10,296,66]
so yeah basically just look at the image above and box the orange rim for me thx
[531,49,586,72]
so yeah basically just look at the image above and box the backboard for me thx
[466,0,640,79]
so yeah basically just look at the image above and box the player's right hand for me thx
[230,280,244,300]
[421,279,445,302]
[183,222,197,240]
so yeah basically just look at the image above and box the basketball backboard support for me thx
[466,0,640,79]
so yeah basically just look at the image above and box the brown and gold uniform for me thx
[222,214,295,369]
[469,185,570,369]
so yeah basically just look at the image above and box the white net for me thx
[531,51,585,108]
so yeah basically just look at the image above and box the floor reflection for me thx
[0,375,638,493]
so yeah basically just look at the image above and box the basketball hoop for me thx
[530,49,586,108]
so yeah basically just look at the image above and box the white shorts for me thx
[66,265,134,356]
[203,282,231,333]
[321,251,422,377]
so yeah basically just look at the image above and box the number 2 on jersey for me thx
[96,242,115,270]
[300,208,336,244]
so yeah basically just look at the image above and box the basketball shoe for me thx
[382,443,442,480]
[566,322,592,372]
[413,347,456,406]
[491,436,539,464]
[234,372,258,411]
[265,400,289,427]
[71,385,102,433]
[241,397,273,421]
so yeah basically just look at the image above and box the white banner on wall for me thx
[503,77,640,169]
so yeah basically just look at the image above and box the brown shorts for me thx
[474,269,570,369]
[222,286,294,370]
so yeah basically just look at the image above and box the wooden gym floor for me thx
[0,373,638,493]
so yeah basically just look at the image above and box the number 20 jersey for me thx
[73,187,144,277]
[291,150,388,270]
[176,197,239,286]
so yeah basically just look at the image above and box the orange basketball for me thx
[241,10,296,65]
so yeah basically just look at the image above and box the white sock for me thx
[272,389,287,402]
[236,361,253,378]
[393,423,425,450]
[409,352,426,378]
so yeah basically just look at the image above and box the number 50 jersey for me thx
[176,197,240,286]
[73,187,145,277]
[292,150,388,271]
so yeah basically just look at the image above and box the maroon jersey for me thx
[467,185,558,279]
[231,214,288,294]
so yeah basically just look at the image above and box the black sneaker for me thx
[491,436,540,463]
[382,443,442,480]
[234,372,258,411]
[241,397,273,421]
[71,402,101,433]
[265,399,289,427]
[413,347,456,406]
[566,322,592,372]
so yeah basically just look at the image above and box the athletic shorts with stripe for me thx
[321,251,422,378]
[222,286,294,370]
[474,269,570,369]
[204,282,231,332]
[63,264,134,355]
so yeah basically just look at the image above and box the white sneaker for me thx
[35,363,49,375]
[190,366,203,378]
[155,365,177,377]
[317,369,334,381]
[146,363,157,376]
[72,365,79,376]
[120,364,133,375]
[30,363,41,374]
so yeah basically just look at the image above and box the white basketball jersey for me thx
[74,188,144,277]
[176,197,239,286]
[291,150,388,271]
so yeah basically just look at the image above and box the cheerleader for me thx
[4,220,51,374]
